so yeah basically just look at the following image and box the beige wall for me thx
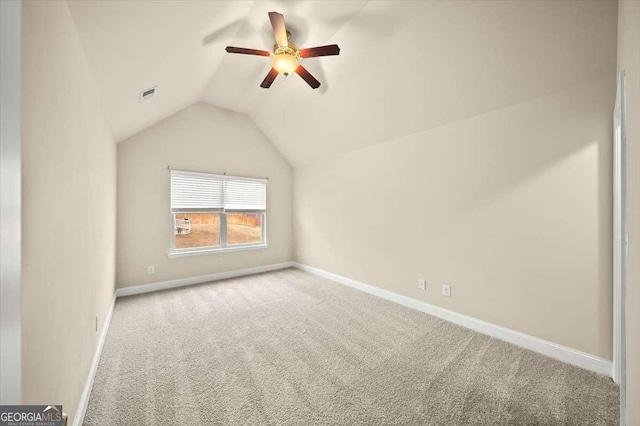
[22,1,117,423]
[116,102,292,288]
[618,1,640,424]
[294,76,615,359]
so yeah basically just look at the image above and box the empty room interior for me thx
[1,0,640,425]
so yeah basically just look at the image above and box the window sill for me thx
[168,243,268,258]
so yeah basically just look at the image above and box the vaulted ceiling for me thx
[68,0,617,168]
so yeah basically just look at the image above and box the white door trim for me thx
[613,69,627,423]
[0,0,22,405]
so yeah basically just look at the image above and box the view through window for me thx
[174,213,221,249]
[173,212,264,250]
[227,213,263,245]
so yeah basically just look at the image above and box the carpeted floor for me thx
[84,268,619,425]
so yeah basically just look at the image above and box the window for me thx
[169,170,267,256]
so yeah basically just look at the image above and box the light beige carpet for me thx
[84,268,619,425]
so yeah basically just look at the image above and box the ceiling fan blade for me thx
[225,46,271,57]
[260,68,279,89]
[295,65,321,89]
[268,11,288,47]
[299,44,340,58]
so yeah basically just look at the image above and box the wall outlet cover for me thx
[419,279,426,290]
[442,284,451,297]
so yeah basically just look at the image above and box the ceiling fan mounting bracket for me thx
[273,43,299,58]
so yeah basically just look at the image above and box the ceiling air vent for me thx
[139,86,157,103]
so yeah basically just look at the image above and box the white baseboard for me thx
[115,262,295,298]
[74,261,294,425]
[292,262,613,378]
[73,294,116,426]
[74,260,612,424]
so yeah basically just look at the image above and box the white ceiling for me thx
[68,0,617,167]
[67,0,253,142]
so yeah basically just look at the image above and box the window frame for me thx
[168,170,268,258]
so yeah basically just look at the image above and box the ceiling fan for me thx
[225,11,340,89]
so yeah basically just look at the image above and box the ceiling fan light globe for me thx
[272,53,298,76]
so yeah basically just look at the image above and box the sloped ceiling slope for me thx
[67,0,367,144]
[67,0,253,142]
[247,0,618,167]
[68,1,617,168]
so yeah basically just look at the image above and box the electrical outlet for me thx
[148,265,155,274]
[95,315,98,332]
[418,279,426,290]
[442,284,451,297]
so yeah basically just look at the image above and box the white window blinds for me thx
[170,170,266,212]
[224,179,267,211]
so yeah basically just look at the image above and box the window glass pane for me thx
[227,213,263,245]
[174,213,220,249]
